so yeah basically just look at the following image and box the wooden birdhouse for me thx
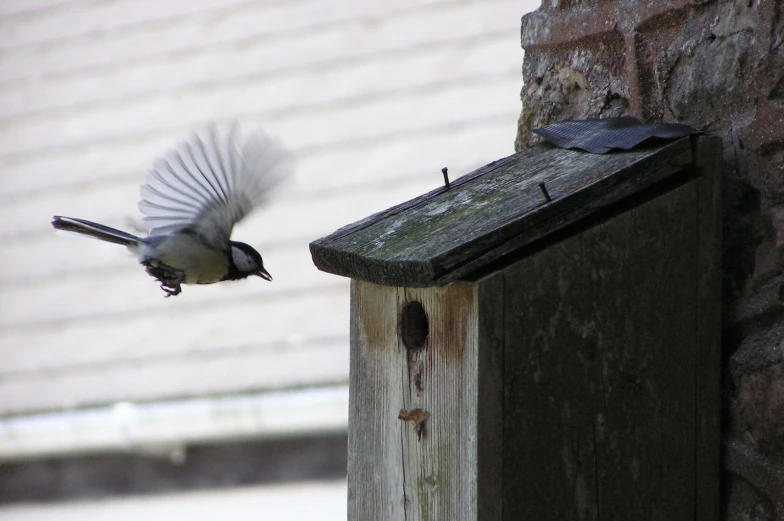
[310,135,722,520]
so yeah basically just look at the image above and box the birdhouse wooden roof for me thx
[310,137,697,287]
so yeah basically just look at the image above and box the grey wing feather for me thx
[138,123,292,250]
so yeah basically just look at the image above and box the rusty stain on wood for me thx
[398,408,430,440]
[354,279,396,354]
[402,284,474,365]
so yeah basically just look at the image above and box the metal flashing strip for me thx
[0,385,349,462]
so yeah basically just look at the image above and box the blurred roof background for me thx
[0,0,538,517]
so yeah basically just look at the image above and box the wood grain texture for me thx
[348,278,503,521]
[502,180,700,519]
[693,135,722,520]
[348,280,403,520]
[311,138,695,287]
[476,272,504,521]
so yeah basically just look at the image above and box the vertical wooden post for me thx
[348,277,503,521]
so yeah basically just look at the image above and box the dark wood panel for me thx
[477,272,505,521]
[502,228,599,519]
[693,135,723,520]
[503,180,699,519]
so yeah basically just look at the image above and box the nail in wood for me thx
[538,182,552,202]
[441,167,450,189]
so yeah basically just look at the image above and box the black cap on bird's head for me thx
[228,241,272,282]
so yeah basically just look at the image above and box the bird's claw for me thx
[160,283,182,297]
[141,260,184,297]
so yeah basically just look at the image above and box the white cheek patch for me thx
[231,247,257,272]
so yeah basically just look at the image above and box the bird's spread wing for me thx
[138,124,291,250]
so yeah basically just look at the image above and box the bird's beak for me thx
[257,266,272,281]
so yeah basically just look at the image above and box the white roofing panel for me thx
[0,0,538,416]
[0,76,520,163]
[0,0,453,49]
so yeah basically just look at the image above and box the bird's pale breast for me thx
[151,234,229,284]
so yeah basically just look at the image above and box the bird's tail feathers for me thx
[52,216,141,247]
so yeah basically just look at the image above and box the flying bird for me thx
[52,124,291,297]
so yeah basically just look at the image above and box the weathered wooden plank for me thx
[596,174,698,519]
[310,137,695,287]
[693,135,722,520]
[394,284,477,521]
[475,272,504,521]
[348,278,502,520]
[348,280,403,520]
[502,180,699,518]
[502,226,600,519]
